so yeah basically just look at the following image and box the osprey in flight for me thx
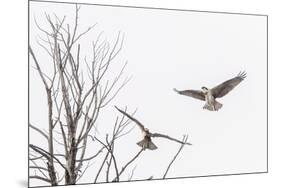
[174,71,247,111]
[115,106,191,150]
[115,106,157,150]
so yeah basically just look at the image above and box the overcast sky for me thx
[29,1,267,186]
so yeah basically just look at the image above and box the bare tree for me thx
[29,4,129,185]
[29,4,191,187]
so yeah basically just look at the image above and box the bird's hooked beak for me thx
[201,86,208,94]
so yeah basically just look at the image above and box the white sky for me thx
[29,1,267,186]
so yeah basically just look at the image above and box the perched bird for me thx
[174,71,247,111]
[115,106,191,150]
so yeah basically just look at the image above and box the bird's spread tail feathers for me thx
[137,139,157,150]
[203,100,223,111]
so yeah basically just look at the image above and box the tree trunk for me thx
[47,89,57,185]
[65,137,77,185]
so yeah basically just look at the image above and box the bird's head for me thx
[201,86,209,94]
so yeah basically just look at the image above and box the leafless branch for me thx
[29,155,44,161]
[29,144,67,172]
[76,146,105,162]
[128,165,137,181]
[93,147,110,183]
[112,148,144,182]
[30,159,49,179]
[163,135,189,179]
[29,46,49,89]
[30,166,49,172]
[94,136,119,182]
[29,123,49,140]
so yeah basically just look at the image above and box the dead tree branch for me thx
[29,123,49,140]
[163,135,189,179]
[112,148,144,182]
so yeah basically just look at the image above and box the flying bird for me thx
[174,71,247,111]
[115,106,191,150]
[115,106,157,150]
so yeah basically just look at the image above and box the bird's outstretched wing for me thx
[173,88,205,101]
[150,133,192,145]
[115,106,145,132]
[211,71,246,98]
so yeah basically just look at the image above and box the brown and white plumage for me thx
[115,106,191,149]
[173,89,205,101]
[174,71,246,111]
[211,71,247,98]
[115,106,157,150]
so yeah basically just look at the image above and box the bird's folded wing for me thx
[211,71,246,98]
[115,106,145,132]
[174,88,205,101]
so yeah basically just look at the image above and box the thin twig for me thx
[163,135,189,179]
[29,124,49,140]
[112,148,144,182]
